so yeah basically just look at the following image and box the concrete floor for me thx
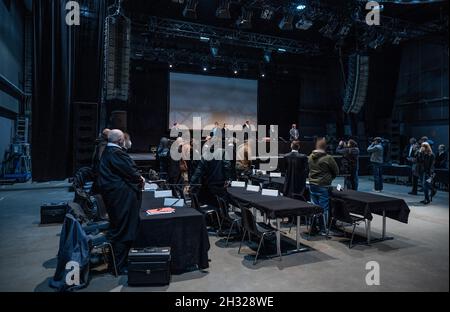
[0,177,448,292]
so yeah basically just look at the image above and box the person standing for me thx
[435,144,448,169]
[289,124,300,142]
[210,122,220,138]
[308,138,339,235]
[283,141,308,199]
[416,142,435,205]
[367,137,384,192]
[97,129,145,274]
[408,139,422,195]
[336,139,360,190]
[156,137,170,180]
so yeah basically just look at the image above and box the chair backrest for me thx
[240,206,258,235]
[191,193,200,210]
[216,196,232,221]
[91,194,108,221]
[329,198,354,224]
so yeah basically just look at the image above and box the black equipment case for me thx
[127,247,171,286]
[40,202,68,224]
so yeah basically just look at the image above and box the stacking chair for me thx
[191,193,221,230]
[216,196,241,246]
[326,198,367,248]
[238,205,277,265]
[88,232,118,277]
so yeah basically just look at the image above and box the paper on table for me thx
[145,208,175,216]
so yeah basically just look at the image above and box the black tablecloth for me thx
[134,192,210,273]
[227,187,322,219]
[331,189,410,223]
[381,165,412,177]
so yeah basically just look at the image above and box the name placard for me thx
[246,185,260,192]
[164,198,184,207]
[261,189,279,197]
[154,190,173,198]
[270,172,282,178]
[231,181,246,188]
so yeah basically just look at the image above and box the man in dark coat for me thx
[97,129,144,274]
[336,139,360,190]
[283,141,308,199]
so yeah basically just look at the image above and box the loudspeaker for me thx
[73,102,98,171]
[104,13,131,101]
[343,54,369,114]
[110,110,127,131]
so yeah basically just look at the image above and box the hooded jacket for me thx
[308,150,339,186]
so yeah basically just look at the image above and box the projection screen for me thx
[169,73,258,130]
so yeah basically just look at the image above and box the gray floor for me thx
[0,177,448,292]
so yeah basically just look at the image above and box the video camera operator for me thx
[367,137,384,192]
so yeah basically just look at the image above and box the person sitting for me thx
[416,142,435,205]
[336,139,360,190]
[156,137,170,180]
[97,129,145,274]
[283,141,308,199]
[435,144,448,169]
[367,137,384,192]
[308,138,339,235]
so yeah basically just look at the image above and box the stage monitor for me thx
[169,73,257,130]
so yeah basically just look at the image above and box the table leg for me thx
[296,216,300,250]
[382,210,386,239]
[276,218,282,261]
[366,220,371,245]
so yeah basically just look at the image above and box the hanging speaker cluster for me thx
[343,54,369,114]
[104,7,131,101]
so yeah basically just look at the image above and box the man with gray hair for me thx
[97,129,145,274]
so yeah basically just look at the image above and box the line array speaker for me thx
[343,54,370,114]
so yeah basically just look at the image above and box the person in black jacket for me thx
[283,141,308,199]
[417,142,435,205]
[336,139,360,190]
[156,137,170,180]
[191,148,232,206]
[435,144,448,169]
[97,129,145,274]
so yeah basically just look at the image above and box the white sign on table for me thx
[261,189,279,197]
[269,172,282,178]
[246,185,260,192]
[164,198,184,207]
[154,190,173,198]
[231,181,246,188]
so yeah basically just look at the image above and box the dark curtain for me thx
[258,77,301,139]
[32,0,74,181]
[127,61,169,152]
[32,0,107,181]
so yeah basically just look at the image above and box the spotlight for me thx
[210,40,220,58]
[231,62,239,75]
[279,14,294,31]
[296,4,306,11]
[263,50,272,63]
[169,64,173,68]
[183,0,198,19]
[295,17,313,30]
[236,8,253,29]
[260,6,274,20]
[216,0,231,19]
[277,48,287,53]
[203,66,208,72]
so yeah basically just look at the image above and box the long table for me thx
[134,191,210,273]
[330,188,410,244]
[227,187,322,259]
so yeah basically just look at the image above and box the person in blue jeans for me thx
[367,137,384,192]
[308,138,339,235]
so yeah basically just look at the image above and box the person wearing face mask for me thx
[97,129,145,274]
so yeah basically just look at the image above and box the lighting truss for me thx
[144,16,321,55]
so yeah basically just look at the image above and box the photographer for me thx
[408,139,422,195]
[367,137,384,192]
[336,139,360,190]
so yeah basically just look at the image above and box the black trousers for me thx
[411,175,419,193]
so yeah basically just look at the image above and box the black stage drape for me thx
[32,0,107,181]
[32,0,74,181]
[128,62,169,151]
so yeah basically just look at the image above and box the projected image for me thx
[169,73,258,130]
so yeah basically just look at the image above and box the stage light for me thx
[233,70,238,75]
[296,4,306,11]
[183,0,198,19]
[277,48,287,53]
[216,0,231,19]
[200,36,210,42]
[203,66,208,72]
[236,8,253,29]
[169,64,173,68]
[295,18,313,30]
[260,7,274,20]
[279,14,294,31]
[263,50,272,63]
